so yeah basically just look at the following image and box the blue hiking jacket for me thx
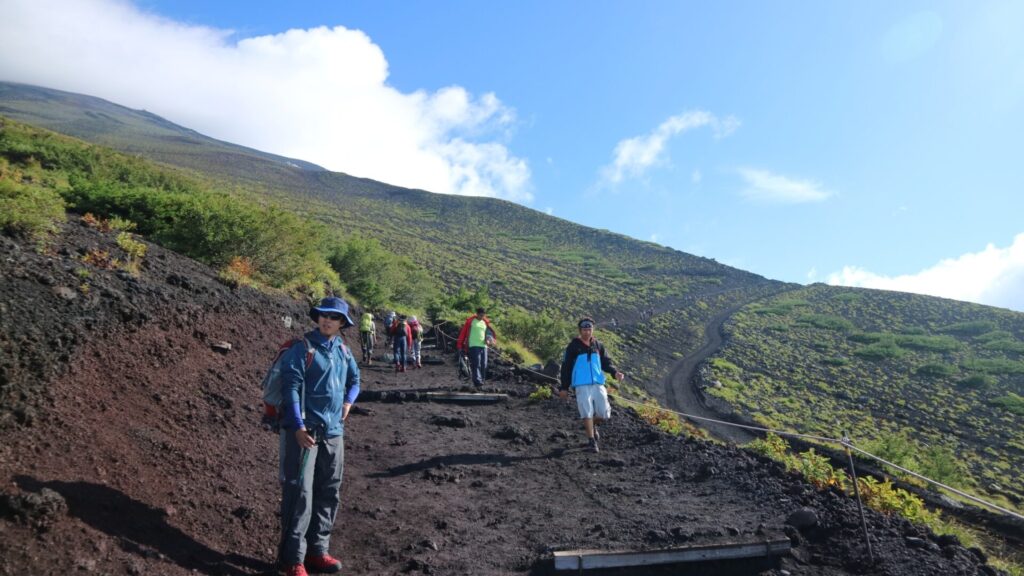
[281,330,360,438]
[559,337,618,390]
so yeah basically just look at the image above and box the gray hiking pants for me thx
[278,425,344,565]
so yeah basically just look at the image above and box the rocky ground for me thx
[0,216,1007,575]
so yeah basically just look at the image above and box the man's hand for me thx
[614,371,625,382]
[295,428,315,449]
[342,402,352,421]
[558,389,568,400]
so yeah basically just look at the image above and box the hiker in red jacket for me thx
[389,315,413,372]
[456,307,496,387]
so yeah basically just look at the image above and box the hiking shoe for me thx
[394,364,400,373]
[593,428,600,442]
[305,553,342,573]
[283,564,309,576]
[588,437,599,453]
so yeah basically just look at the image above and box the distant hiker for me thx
[408,315,424,369]
[558,317,624,453]
[456,307,496,388]
[383,310,396,348]
[359,311,375,365]
[277,296,360,575]
[390,315,413,373]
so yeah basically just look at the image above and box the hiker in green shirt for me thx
[456,307,496,387]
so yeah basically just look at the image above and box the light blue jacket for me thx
[281,330,360,438]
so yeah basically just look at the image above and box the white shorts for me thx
[575,385,611,420]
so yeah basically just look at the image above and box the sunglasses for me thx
[321,313,345,321]
[579,322,594,329]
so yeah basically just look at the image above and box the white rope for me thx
[843,443,1024,521]
[608,393,842,445]
[438,318,1024,521]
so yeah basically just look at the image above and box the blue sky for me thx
[2,0,1023,310]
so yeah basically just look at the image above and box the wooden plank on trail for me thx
[552,532,790,571]
[423,392,508,403]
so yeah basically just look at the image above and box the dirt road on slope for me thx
[661,289,794,445]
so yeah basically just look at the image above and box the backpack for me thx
[410,321,423,341]
[260,337,314,432]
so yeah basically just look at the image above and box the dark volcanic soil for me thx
[0,217,1004,575]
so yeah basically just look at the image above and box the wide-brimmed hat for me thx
[309,296,353,327]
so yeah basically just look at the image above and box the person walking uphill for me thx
[390,315,413,373]
[278,296,360,576]
[456,307,496,388]
[358,311,375,365]
[408,316,424,369]
[558,317,624,453]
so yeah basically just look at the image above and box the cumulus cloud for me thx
[827,233,1024,312]
[599,110,738,185]
[0,0,532,202]
[737,167,834,204]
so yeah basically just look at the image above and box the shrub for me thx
[498,308,575,363]
[941,320,997,336]
[848,332,883,344]
[957,374,995,390]
[797,314,854,333]
[116,231,147,275]
[963,357,1024,375]
[895,334,960,352]
[915,363,954,378]
[218,256,256,288]
[918,444,967,489]
[634,402,685,436]
[328,235,438,310]
[0,178,66,244]
[527,386,552,403]
[991,393,1024,416]
[854,340,905,361]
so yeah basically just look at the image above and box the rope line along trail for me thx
[469,335,1024,523]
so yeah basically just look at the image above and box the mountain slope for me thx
[0,216,999,575]
[3,82,1022,535]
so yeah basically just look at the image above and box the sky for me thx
[2,0,1023,311]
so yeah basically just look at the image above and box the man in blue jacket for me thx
[558,317,624,453]
[278,296,360,576]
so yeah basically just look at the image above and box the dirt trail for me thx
[0,218,1001,575]
[661,289,795,445]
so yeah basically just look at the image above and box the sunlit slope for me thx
[709,284,1024,509]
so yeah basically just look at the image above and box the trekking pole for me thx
[841,428,874,564]
[278,429,316,565]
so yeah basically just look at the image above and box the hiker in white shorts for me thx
[558,317,625,453]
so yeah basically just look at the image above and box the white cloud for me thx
[649,233,658,243]
[807,267,818,281]
[827,233,1024,312]
[544,207,554,215]
[737,167,834,204]
[599,110,739,185]
[0,0,532,202]
[691,169,702,184]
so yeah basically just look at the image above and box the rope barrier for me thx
[843,443,1024,521]
[433,318,1024,521]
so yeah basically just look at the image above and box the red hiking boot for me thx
[305,553,343,573]
[283,564,308,576]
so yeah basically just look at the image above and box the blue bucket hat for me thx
[309,296,354,327]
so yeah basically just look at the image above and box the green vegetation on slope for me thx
[0,116,436,307]
[709,284,1024,511]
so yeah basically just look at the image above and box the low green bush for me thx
[0,178,66,244]
[915,363,955,378]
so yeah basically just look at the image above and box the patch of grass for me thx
[991,393,1024,416]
